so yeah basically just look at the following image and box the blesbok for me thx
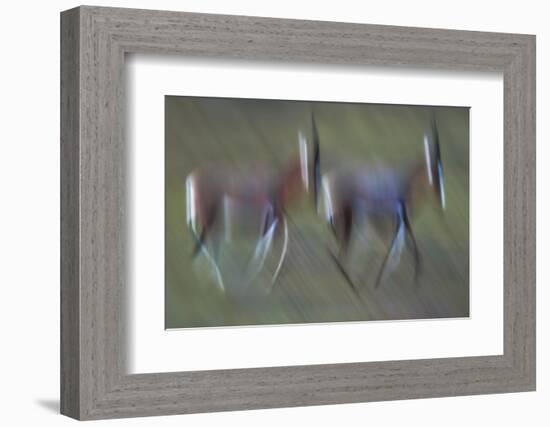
[185,120,320,293]
[319,117,445,291]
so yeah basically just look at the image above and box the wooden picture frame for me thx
[60,5,536,420]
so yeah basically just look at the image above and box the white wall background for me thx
[0,0,545,425]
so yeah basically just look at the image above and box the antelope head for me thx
[408,117,446,211]
[424,117,445,210]
[276,114,321,213]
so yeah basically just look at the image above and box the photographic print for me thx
[165,96,469,329]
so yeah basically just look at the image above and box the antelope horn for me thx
[311,112,321,212]
[431,115,445,210]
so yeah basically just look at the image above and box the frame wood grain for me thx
[60,5,536,420]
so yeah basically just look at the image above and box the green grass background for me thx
[165,96,469,328]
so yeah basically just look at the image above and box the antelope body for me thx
[186,129,318,293]
[320,118,445,290]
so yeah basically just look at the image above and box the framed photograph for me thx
[60,6,535,420]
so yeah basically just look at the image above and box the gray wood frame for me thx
[60,5,536,420]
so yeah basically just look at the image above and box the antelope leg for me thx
[191,224,209,259]
[271,217,289,287]
[191,205,219,259]
[401,203,422,285]
[340,203,354,257]
[327,207,360,295]
[374,206,406,288]
[245,218,278,283]
[327,249,360,297]
[186,182,225,290]
[189,208,225,291]
[197,243,225,292]
[321,175,334,223]
[210,232,222,264]
[186,173,202,257]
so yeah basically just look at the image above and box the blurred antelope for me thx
[186,120,320,293]
[319,117,445,291]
